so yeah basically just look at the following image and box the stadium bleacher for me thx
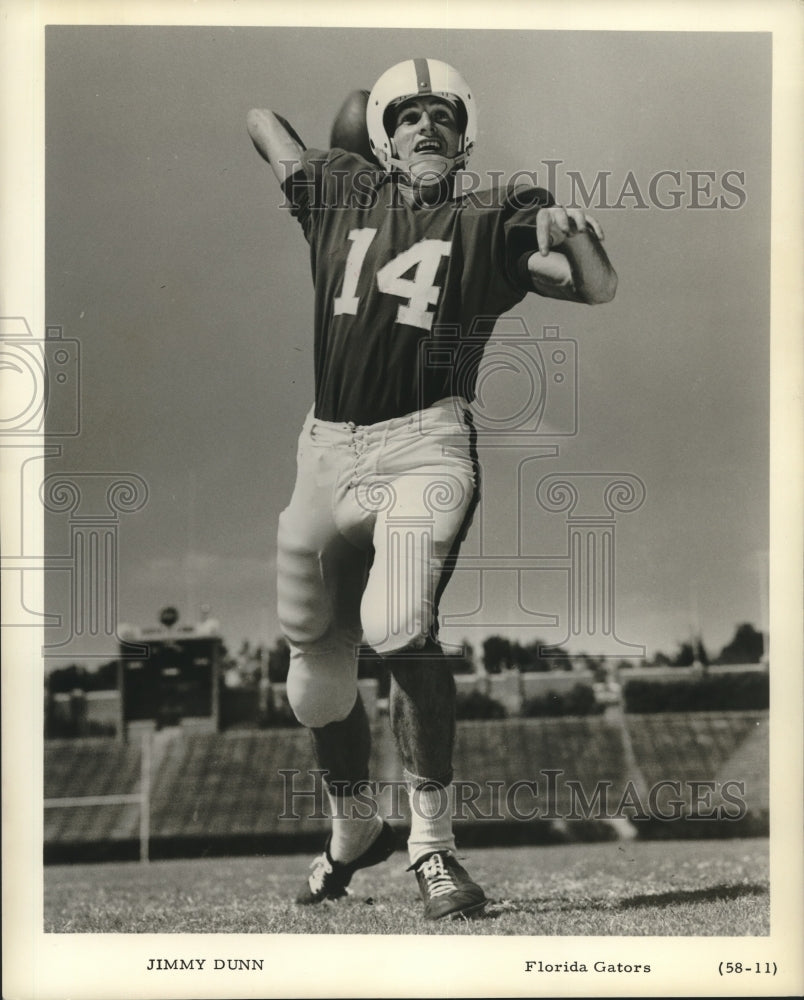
[43,710,768,861]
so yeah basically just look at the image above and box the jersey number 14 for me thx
[333,228,451,331]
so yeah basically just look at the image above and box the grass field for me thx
[44,837,768,936]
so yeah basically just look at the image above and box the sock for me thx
[407,783,456,866]
[326,788,383,864]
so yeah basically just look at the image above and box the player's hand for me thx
[536,206,605,256]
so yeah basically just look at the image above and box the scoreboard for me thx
[119,617,222,731]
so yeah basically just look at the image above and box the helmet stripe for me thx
[413,57,431,94]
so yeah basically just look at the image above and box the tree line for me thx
[44,622,766,694]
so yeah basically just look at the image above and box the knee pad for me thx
[276,510,332,646]
[284,636,359,728]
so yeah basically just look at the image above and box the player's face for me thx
[391,97,461,162]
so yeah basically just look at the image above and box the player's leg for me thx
[278,494,362,732]
[281,529,369,775]
[385,600,487,921]
[277,427,394,901]
[359,466,465,827]
[387,640,457,852]
[370,471,474,865]
[278,415,370,733]
[360,445,486,917]
[389,649,485,920]
[300,535,387,866]
[387,640,455,790]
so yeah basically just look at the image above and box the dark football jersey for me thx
[284,148,553,424]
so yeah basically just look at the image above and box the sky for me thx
[40,25,771,664]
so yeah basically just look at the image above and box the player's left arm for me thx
[525,206,617,304]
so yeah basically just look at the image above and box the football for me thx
[330,88,378,165]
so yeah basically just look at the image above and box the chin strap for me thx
[384,129,467,187]
[387,152,466,189]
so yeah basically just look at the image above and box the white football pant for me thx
[277,397,478,728]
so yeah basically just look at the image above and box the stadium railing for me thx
[43,731,152,862]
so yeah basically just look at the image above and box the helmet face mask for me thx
[367,58,476,190]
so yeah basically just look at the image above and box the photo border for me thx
[2,1,802,997]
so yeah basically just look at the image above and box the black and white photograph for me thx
[2,1,802,998]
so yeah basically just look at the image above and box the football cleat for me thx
[295,821,397,905]
[411,850,487,920]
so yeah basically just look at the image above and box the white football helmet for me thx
[366,58,476,185]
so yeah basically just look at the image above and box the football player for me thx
[247,57,616,920]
